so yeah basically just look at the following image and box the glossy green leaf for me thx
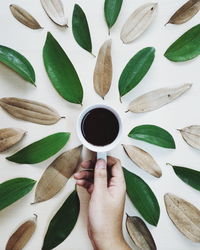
[72,4,93,55]
[43,32,83,104]
[167,163,200,191]
[104,0,123,32]
[164,24,200,62]
[123,167,160,226]
[6,132,70,164]
[0,45,35,85]
[128,124,176,149]
[0,178,36,211]
[42,189,80,250]
[119,47,155,98]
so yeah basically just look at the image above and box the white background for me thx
[0,0,200,249]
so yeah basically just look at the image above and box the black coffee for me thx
[81,108,119,146]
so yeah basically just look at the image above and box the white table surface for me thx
[0,0,200,249]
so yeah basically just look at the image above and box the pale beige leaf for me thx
[10,4,42,30]
[166,0,200,25]
[127,83,192,113]
[0,128,26,152]
[178,125,200,150]
[6,215,37,250]
[33,145,82,203]
[126,215,157,250]
[120,3,158,44]
[0,97,63,125]
[93,40,112,99]
[123,144,161,178]
[164,193,200,242]
[40,0,67,27]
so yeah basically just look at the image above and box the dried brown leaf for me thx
[33,145,82,204]
[6,215,37,250]
[93,39,112,99]
[127,83,192,113]
[178,125,200,150]
[0,97,63,125]
[123,144,161,178]
[10,4,42,29]
[166,0,200,25]
[126,215,157,250]
[0,128,26,152]
[164,193,200,242]
[40,0,68,27]
[120,3,158,44]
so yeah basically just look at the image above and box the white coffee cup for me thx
[76,104,122,162]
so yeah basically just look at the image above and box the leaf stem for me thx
[33,213,38,221]
[91,52,96,58]
[166,163,173,167]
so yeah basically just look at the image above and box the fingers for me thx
[94,159,108,193]
[76,179,94,194]
[107,156,123,178]
[80,160,94,169]
[74,170,94,181]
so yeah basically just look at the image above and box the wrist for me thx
[92,233,131,250]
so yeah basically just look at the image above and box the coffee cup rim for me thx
[76,104,122,152]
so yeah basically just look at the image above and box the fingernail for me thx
[74,172,79,178]
[96,159,106,169]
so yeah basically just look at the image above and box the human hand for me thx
[74,156,131,250]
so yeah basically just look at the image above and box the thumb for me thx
[94,159,107,192]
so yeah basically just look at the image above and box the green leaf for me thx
[43,32,83,104]
[128,124,176,149]
[167,163,200,191]
[72,4,93,55]
[104,0,123,31]
[119,47,155,98]
[42,189,80,250]
[123,167,160,226]
[0,45,35,85]
[164,24,200,62]
[6,132,70,164]
[0,178,36,211]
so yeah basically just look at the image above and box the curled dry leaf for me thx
[0,97,63,125]
[123,144,161,178]
[33,145,82,204]
[166,0,200,25]
[164,193,200,242]
[6,214,37,250]
[10,4,42,29]
[178,125,200,150]
[127,83,192,113]
[93,39,112,99]
[0,128,26,152]
[120,3,158,44]
[40,0,67,27]
[126,215,157,250]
